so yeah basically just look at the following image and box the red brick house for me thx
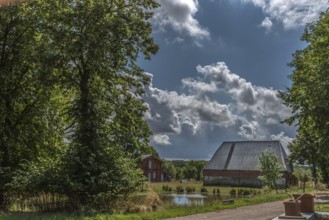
[203,141,296,187]
[139,155,171,182]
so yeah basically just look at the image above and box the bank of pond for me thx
[0,183,324,220]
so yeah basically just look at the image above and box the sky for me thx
[138,0,329,160]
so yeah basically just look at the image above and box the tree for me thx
[0,0,159,211]
[32,0,159,207]
[279,10,329,184]
[293,167,312,193]
[0,3,67,210]
[183,165,197,180]
[188,160,207,181]
[258,151,283,192]
[162,161,177,180]
[288,129,320,184]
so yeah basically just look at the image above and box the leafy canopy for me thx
[258,151,283,191]
[279,10,329,183]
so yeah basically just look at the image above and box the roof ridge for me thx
[223,140,280,143]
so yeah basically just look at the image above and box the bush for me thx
[162,185,172,192]
[230,188,236,197]
[237,189,252,196]
[200,187,208,193]
[176,186,184,193]
[185,186,195,193]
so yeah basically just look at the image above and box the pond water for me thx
[160,193,221,206]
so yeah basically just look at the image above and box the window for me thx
[148,160,152,169]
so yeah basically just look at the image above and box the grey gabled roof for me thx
[204,141,291,172]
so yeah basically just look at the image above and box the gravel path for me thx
[165,200,285,220]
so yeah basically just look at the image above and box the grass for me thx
[148,181,261,195]
[0,191,290,220]
[0,192,288,220]
[0,183,318,220]
[109,191,290,220]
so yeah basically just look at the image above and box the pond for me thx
[160,193,222,206]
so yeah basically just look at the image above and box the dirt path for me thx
[165,200,285,220]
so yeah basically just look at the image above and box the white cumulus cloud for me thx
[271,132,294,150]
[244,0,329,30]
[152,134,171,145]
[153,0,210,41]
[260,17,273,32]
[143,61,295,157]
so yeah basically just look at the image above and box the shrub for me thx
[162,185,172,192]
[185,186,195,193]
[176,186,184,193]
[200,187,208,193]
[230,188,236,197]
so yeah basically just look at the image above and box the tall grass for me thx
[1,189,293,220]
[0,183,315,220]
[8,193,71,213]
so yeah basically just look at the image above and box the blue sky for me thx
[139,0,329,160]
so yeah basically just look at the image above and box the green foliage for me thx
[184,186,195,193]
[288,130,320,184]
[293,167,312,192]
[279,10,329,184]
[200,187,208,193]
[0,0,159,212]
[237,189,253,196]
[0,2,68,210]
[0,191,291,219]
[166,160,207,180]
[162,185,172,192]
[162,161,177,180]
[175,186,184,193]
[175,168,184,180]
[230,188,236,197]
[183,165,197,180]
[258,152,283,192]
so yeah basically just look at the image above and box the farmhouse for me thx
[139,155,171,182]
[203,141,295,187]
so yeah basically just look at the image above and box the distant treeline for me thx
[162,160,207,181]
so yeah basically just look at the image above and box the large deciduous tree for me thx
[0,2,66,210]
[279,10,329,184]
[35,0,159,206]
[0,0,159,211]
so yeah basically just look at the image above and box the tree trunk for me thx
[312,164,318,185]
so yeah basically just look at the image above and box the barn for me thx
[203,141,295,187]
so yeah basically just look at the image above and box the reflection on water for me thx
[160,193,219,206]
